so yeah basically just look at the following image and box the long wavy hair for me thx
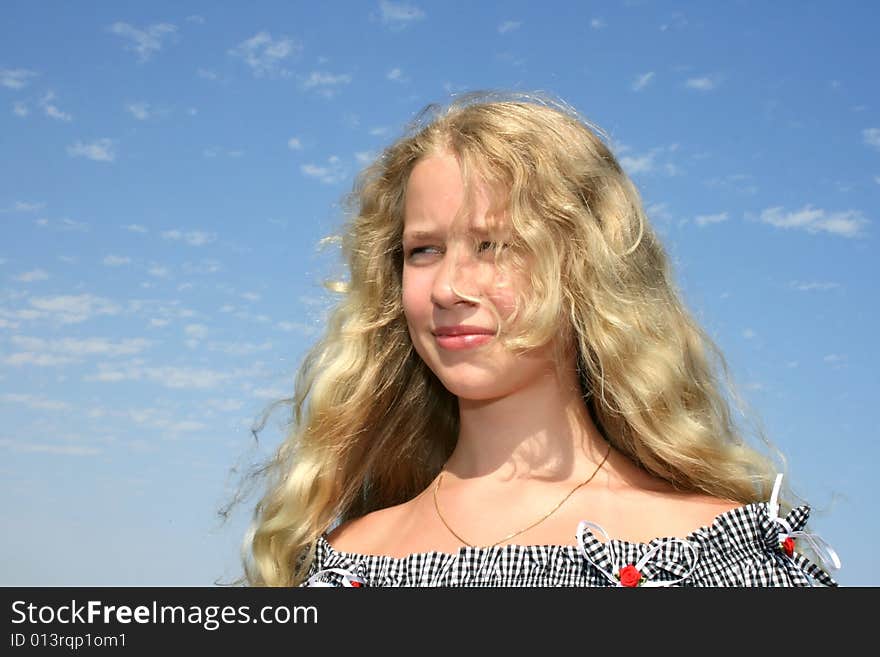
[235,91,790,587]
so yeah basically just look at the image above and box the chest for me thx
[379,490,714,556]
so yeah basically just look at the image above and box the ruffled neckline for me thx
[304,488,838,586]
[316,501,789,561]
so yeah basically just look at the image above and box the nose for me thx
[430,246,480,308]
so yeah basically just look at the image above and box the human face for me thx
[401,151,558,401]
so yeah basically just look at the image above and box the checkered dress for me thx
[301,501,839,587]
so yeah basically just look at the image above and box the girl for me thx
[240,92,839,587]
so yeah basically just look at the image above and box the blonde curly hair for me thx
[234,91,785,587]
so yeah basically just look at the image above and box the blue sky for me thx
[1,1,877,586]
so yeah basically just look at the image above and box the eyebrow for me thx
[402,227,492,242]
[402,230,442,242]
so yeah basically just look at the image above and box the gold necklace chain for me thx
[432,442,612,548]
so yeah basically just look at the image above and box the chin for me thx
[434,376,511,401]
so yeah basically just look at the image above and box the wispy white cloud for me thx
[378,0,426,28]
[196,68,220,81]
[161,229,216,246]
[123,223,148,233]
[13,101,28,117]
[60,218,88,231]
[186,15,206,24]
[660,13,688,31]
[789,281,840,291]
[287,137,302,150]
[694,211,729,227]
[756,205,869,238]
[0,438,101,456]
[148,264,171,278]
[3,352,77,367]
[40,91,72,121]
[168,420,207,433]
[0,393,72,412]
[203,146,244,158]
[686,75,719,91]
[498,20,521,34]
[704,173,758,195]
[206,398,244,412]
[3,336,152,367]
[229,31,301,77]
[355,151,376,164]
[646,202,674,224]
[28,293,121,324]
[207,341,273,356]
[35,217,88,231]
[0,68,37,89]
[863,128,880,151]
[619,152,656,174]
[386,67,409,82]
[617,143,682,177]
[251,386,287,399]
[182,259,221,274]
[86,362,251,390]
[590,18,606,29]
[495,52,526,69]
[742,328,757,339]
[10,335,151,359]
[108,22,177,62]
[14,269,49,282]
[300,71,352,98]
[632,72,655,91]
[1,200,45,214]
[126,102,152,120]
[301,156,347,184]
[277,320,317,336]
[103,255,131,266]
[67,138,116,162]
[184,323,208,339]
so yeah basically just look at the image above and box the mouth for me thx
[433,332,495,351]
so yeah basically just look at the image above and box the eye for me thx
[406,245,440,259]
[477,241,508,254]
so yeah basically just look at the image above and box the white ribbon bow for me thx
[576,520,700,587]
[768,473,842,572]
[303,567,366,587]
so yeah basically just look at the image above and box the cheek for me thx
[486,271,523,320]
[401,271,428,322]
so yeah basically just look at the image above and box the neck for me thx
[442,360,609,486]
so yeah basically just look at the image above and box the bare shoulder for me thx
[672,493,744,529]
[599,472,745,542]
[324,503,405,555]
[638,490,744,540]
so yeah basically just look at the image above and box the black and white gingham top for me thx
[301,495,839,587]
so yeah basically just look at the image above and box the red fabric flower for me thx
[781,536,795,557]
[618,564,643,587]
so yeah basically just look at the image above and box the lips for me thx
[432,325,496,351]
[432,325,496,337]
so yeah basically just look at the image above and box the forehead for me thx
[403,152,507,239]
